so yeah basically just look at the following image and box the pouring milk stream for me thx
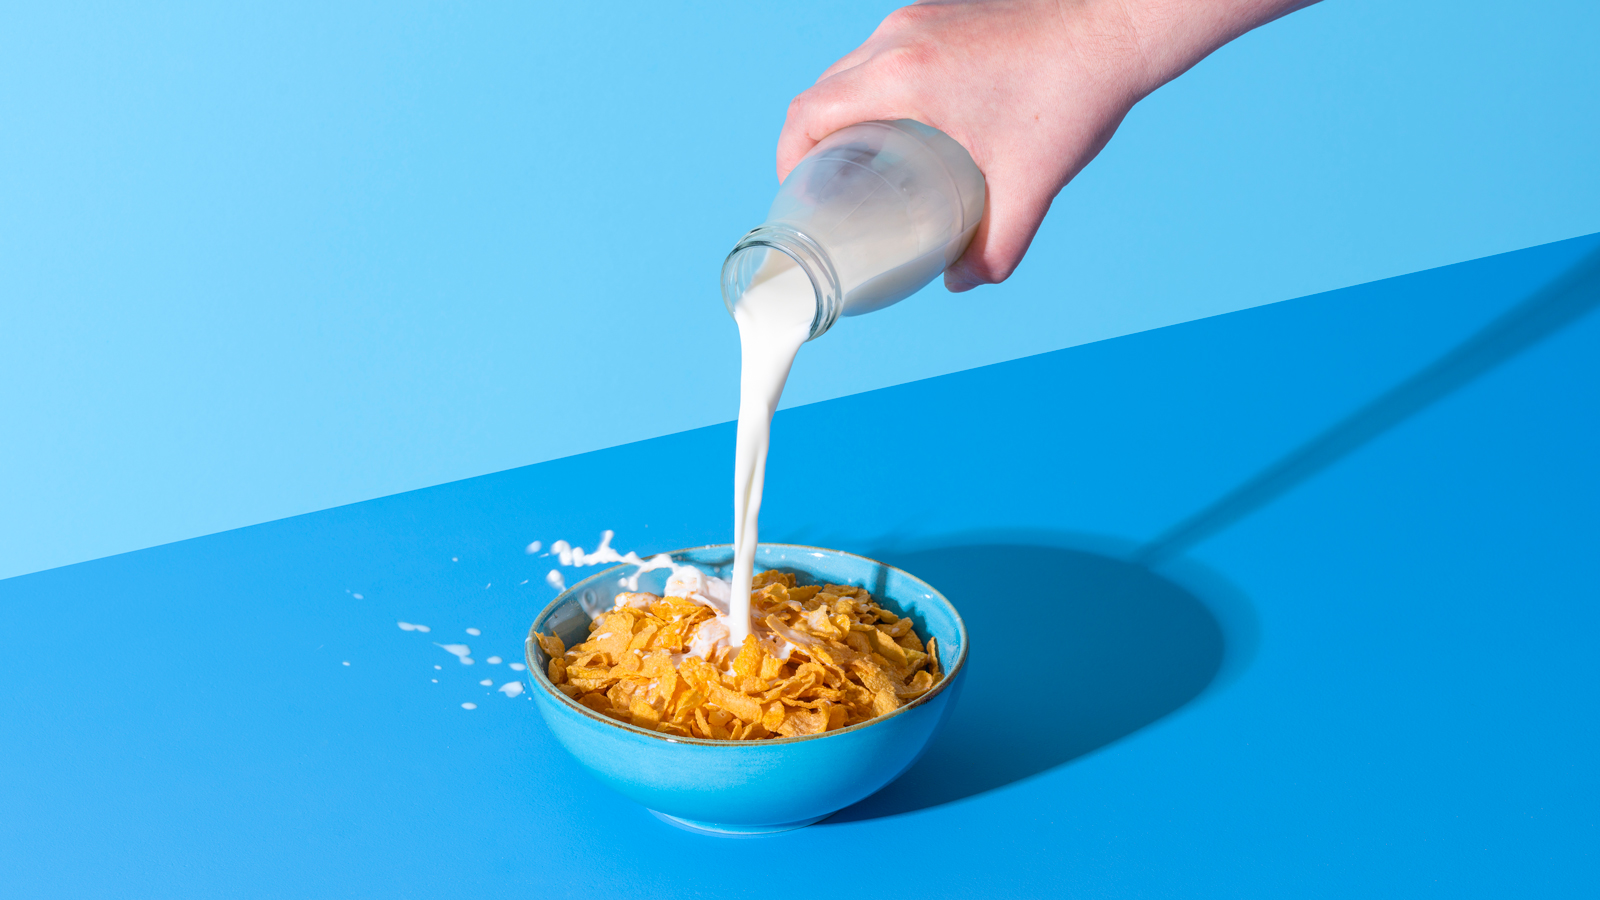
[721,120,986,648]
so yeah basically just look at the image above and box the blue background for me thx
[3,234,1596,896]
[3,3,1598,893]
[5,0,1600,579]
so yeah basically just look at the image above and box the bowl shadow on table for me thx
[820,540,1236,824]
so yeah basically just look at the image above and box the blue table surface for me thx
[4,233,1597,898]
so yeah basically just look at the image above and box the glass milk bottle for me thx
[721,119,986,339]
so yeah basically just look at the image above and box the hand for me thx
[778,0,1318,291]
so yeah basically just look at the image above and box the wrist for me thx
[1111,0,1316,98]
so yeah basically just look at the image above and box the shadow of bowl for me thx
[823,542,1229,823]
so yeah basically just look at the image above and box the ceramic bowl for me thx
[524,543,968,835]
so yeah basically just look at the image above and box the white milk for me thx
[542,530,798,666]
[728,253,816,648]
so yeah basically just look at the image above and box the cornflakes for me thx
[538,570,942,740]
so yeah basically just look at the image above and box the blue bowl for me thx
[524,543,968,836]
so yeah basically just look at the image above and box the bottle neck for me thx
[721,224,842,341]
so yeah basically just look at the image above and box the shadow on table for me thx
[819,224,1600,827]
[821,541,1233,824]
[1138,242,1600,566]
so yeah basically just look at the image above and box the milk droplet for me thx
[466,628,481,636]
[461,702,476,710]
[341,661,350,666]
[508,663,526,672]
[499,682,524,698]
[486,656,502,665]
[398,621,432,633]
[435,643,474,664]
[526,541,542,554]
[546,570,566,592]
[479,679,492,686]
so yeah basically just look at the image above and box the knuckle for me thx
[880,3,933,32]
[784,89,825,129]
[875,40,937,80]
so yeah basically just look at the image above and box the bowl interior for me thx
[527,543,967,738]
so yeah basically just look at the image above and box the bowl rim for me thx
[524,542,969,747]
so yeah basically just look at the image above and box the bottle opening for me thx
[721,225,841,341]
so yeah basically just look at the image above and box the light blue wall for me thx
[3,0,1597,580]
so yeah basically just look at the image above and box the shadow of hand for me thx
[825,543,1227,823]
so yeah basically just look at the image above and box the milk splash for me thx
[538,529,701,595]
[533,527,814,664]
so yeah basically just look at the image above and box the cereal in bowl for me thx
[537,569,941,740]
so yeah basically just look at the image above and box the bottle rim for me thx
[720,224,842,342]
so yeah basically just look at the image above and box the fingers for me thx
[946,101,1133,291]
[814,2,926,83]
[944,168,1055,292]
[776,3,949,180]
[776,64,919,181]
[768,0,1157,294]
[780,52,1034,291]
[814,42,875,83]
[781,55,1061,292]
